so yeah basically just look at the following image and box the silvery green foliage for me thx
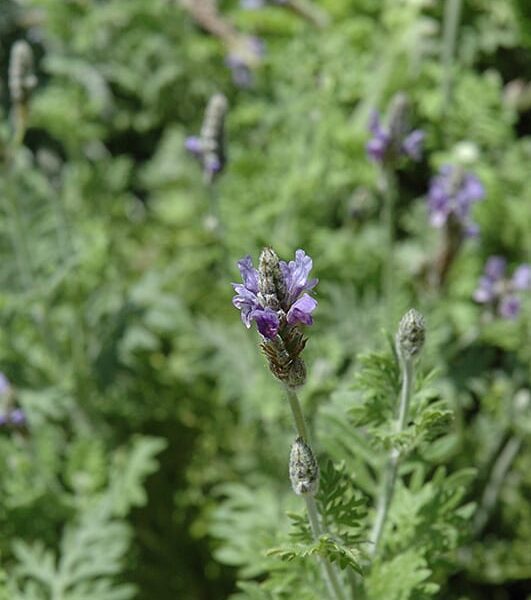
[5,437,165,599]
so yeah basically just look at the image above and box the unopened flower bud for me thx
[258,247,286,310]
[396,309,426,360]
[289,436,319,496]
[8,40,37,106]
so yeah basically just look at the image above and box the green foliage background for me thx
[0,0,530,598]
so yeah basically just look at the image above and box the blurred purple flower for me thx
[184,136,203,156]
[366,110,424,164]
[9,408,26,426]
[232,249,317,339]
[428,165,484,234]
[474,256,531,319]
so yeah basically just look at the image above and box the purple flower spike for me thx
[428,165,484,233]
[232,248,318,339]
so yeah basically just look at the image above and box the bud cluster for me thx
[8,40,37,106]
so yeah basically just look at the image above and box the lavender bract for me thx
[473,256,531,319]
[232,249,318,340]
[428,165,484,235]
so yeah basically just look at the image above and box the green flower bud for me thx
[289,436,319,496]
[396,309,426,360]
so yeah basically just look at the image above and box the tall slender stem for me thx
[441,0,462,117]
[285,386,347,600]
[370,355,414,555]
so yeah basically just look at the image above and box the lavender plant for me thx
[232,248,348,599]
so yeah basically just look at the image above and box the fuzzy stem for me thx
[473,436,522,535]
[370,355,414,555]
[286,386,309,442]
[285,386,347,600]
[441,0,462,116]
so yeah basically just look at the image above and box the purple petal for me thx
[252,307,279,339]
[473,276,495,303]
[280,249,315,306]
[499,295,521,319]
[237,256,259,293]
[512,264,531,291]
[185,136,203,156]
[463,221,480,238]
[286,293,317,326]
[232,284,260,327]
[9,408,26,426]
[485,256,507,281]
[366,137,390,162]
[0,414,7,427]
[462,174,485,202]
[402,129,424,161]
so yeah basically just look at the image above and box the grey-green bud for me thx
[258,246,286,310]
[289,436,319,496]
[8,40,37,105]
[396,309,426,360]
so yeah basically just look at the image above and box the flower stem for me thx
[286,386,309,442]
[370,355,414,555]
[441,0,462,117]
[285,386,347,600]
